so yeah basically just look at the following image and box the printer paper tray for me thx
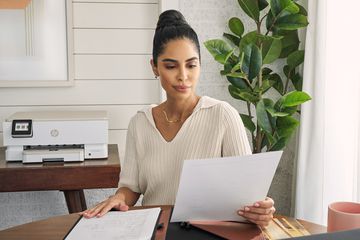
[23,148,84,163]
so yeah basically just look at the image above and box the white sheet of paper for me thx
[171,151,282,222]
[65,208,161,240]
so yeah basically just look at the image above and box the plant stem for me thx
[265,13,282,36]
[247,102,255,147]
[254,124,263,153]
[244,77,254,91]
[260,13,268,25]
[283,76,290,95]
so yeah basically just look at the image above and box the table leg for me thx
[63,190,87,213]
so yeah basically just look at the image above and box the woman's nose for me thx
[177,66,187,82]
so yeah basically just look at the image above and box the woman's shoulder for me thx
[128,104,156,128]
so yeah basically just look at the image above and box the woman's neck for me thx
[163,95,200,122]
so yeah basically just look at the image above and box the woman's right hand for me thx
[80,194,129,218]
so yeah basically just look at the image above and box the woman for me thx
[81,10,275,227]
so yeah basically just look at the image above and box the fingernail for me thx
[245,207,250,211]
[238,210,244,215]
[254,203,260,207]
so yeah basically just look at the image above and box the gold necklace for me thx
[162,109,180,123]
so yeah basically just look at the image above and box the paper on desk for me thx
[65,208,161,240]
[171,151,282,222]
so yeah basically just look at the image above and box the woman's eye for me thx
[165,65,176,69]
[188,64,197,68]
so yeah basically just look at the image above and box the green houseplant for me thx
[204,0,311,153]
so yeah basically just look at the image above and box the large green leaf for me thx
[287,50,305,69]
[266,9,275,31]
[225,72,247,78]
[270,0,299,17]
[238,0,260,22]
[267,108,289,117]
[239,31,264,51]
[269,137,287,151]
[227,76,248,89]
[279,30,300,58]
[267,73,284,94]
[283,65,295,79]
[262,36,282,64]
[264,132,276,147]
[239,92,259,103]
[242,44,262,80]
[229,85,245,100]
[295,2,308,16]
[259,0,269,11]
[216,49,234,64]
[256,99,273,133]
[229,17,245,37]
[263,98,289,117]
[254,79,274,94]
[275,14,309,30]
[282,91,311,107]
[282,106,298,115]
[240,113,256,132]
[276,116,299,138]
[290,72,303,91]
[223,33,241,46]
[262,67,273,76]
[228,85,259,103]
[204,39,233,64]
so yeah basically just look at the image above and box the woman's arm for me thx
[81,116,142,218]
[80,187,140,218]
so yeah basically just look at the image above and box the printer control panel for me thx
[11,119,33,138]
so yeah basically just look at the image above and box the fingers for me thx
[254,197,274,209]
[238,209,273,226]
[241,205,276,215]
[80,197,128,219]
[237,197,275,227]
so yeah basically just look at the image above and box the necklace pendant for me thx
[162,110,180,123]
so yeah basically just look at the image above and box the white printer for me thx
[2,111,108,163]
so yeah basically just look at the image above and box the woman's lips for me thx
[174,85,191,92]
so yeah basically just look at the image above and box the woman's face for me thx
[151,38,200,101]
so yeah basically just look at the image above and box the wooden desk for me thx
[0,144,120,213]
[0,206,326,240]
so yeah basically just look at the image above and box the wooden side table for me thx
[0,144,120,213]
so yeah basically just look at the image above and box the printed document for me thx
[65,207,161,240]
[171,151,282,222]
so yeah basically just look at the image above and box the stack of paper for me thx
[65,208,161,240]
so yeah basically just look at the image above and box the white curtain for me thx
[295,0,360,225]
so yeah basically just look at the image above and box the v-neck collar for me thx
[140,96,219,143]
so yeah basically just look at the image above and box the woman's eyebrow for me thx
[186,57,198,62]
[161,57,198,63]
[162,58,177,63]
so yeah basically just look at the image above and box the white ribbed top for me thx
[118,96,252,205]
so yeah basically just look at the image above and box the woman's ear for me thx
[150,59,159,77]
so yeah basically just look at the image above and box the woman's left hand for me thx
[237,197,275,228]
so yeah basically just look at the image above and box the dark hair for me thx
[152,10,201,66]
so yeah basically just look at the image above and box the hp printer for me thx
[2,111,108,163]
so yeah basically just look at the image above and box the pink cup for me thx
[327,201,360,232]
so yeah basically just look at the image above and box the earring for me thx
[155,75,158,79]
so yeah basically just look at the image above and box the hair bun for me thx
[156,10,188,30]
